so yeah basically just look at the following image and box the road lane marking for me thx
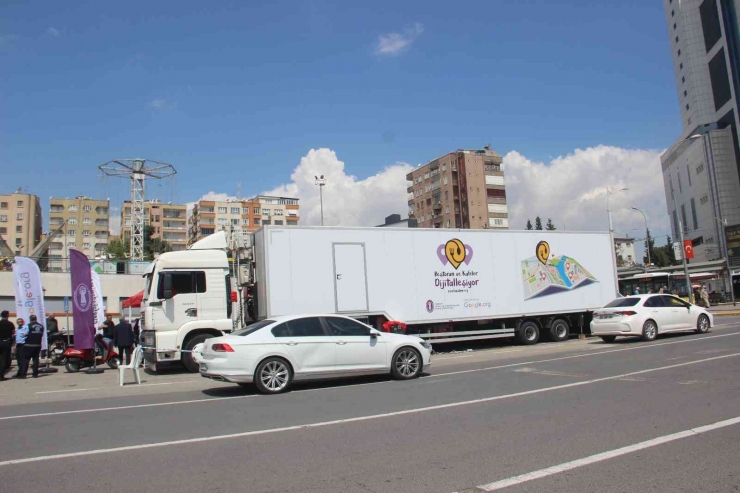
[461,415,740,492]
[0,352,737,466]
[3,330,740,421]
[513,368,585,378]
[425,331,740,380]
[36,388,98,395]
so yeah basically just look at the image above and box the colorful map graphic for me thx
[521,255,598,300]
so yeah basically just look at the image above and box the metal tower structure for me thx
[99,158,177,261]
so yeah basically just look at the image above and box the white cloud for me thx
[47,27,60,37]
[503,145,672,261]
[375,22,424,56]
[264,148,413,227]
[148,98,177,111]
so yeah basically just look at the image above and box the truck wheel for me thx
[182,334,215,373]
[518,321,540,345]
[254,357,293,394]
[550,319,570,342]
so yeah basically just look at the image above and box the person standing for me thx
[13,317,26,378]
[634,286,641,295]
[701,285,711,308]
[0,311,14,380]
[18,315,44,378]
[113,317,135,365]
[99,314,116,356]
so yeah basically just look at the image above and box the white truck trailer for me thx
[251,226,618,345]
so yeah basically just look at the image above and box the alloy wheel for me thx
[395,349,419,377]
[260,361,289,391]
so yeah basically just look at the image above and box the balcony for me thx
[50,206,64,213]
[163,212,185,219]
[433,202,442,210]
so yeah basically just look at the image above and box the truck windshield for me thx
[232,319,275,337]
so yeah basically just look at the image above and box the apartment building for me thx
[406,146,507,229]
[122,200,188,251]
[48,196,109,259]
[0,191,42,256]
[660,0,740,265]
[188,195,300,246]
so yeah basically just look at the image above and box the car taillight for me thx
[212,343,234,352]
[615,311,637,316]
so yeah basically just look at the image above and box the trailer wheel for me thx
[550,319,570,342]
[518,321,540,345]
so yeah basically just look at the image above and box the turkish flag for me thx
[684,240,695,260]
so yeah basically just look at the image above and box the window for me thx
[684,90,687,97]
[83,205,91,212]
[230,219,238,225]
[69,218,77,225]
[83,230,91,236]
[678,172,683,193]
[274,209,283,216]
[83,218,91,224]
[82,242,91,249]
[285,317,326,337]
[677,49,681,56]
[271,323,291,338]
[67,242,75,248]
[681,204,688,232]
[324,317,371,337]
[700,0,722,52]
[68,205,77,212]
[0,215,6,222]
[253,208,260,214]
[673,23,676,30]
[242,218,249,225]
[16,200,23,207]
[685,104,690,110]
[487,188,507,198]
[671,9,674,17]
[156,271,206,299]
[682,76,685,83]
[0,202,6,209]
[680,63,683,70]
[217,207,227,214]
[664,296,689,308]
[605,297,640,308]
[690,198,698,230]
[687,165,692,186]
[274,220,283,225]
[675,36,679,43]
[254,218,260,225]
[700,194,709,205]
[68,230,76,237]
[696,162,705,174]
[242,208,249,214]
[493,219,504,226]
[16,213,23,220]
[0,227,5,234]
[709,48,732,110]
[643,297,665,308]
[230,207,240,214]
[672,210,679,237]
[15,238,22,246]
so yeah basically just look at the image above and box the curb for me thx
[711,312,740,317]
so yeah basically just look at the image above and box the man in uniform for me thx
[18,315,44,379]
[0,311,14,380]
[13,317,25,378]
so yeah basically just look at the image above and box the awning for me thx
[122,290,144,308]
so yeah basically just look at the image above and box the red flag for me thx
[683,240,695,260]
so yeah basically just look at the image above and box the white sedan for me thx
[590,294,713,342]
[198,314,432,393]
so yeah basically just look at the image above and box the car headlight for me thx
[420,341,432,350]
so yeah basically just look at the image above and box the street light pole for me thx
[606,187,628,233]
[314,175,326,226]
[632,207,650,272]
[714,217,736,306]
[669,178,693,300]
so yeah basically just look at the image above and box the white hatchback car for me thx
[590,294,713,342]
[198,314,432,393]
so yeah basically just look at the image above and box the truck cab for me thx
[141,232,238,372]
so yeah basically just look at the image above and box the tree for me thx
[526,219,533,230]
[663,236,677,265]
[144,225,170,260]
[616,254,625,267]
[535,216,543,230]
[105,237,129,259]
[546,218,556,230]
[643,229,656,266]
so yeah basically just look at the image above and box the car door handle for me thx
[335,341,347,345]
[286,342,298,346]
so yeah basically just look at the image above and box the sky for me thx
[1,1,681,257]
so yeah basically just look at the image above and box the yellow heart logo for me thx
[445,238,466,269]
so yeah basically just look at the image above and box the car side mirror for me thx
[163,274,173,300]
[370,332,378,338]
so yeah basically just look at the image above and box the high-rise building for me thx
[48,196,109,259]
[406,146,507,229]
[121,200,188,251]
[0,191,42,256]
[188,195,300,246]
[660,0,740,265]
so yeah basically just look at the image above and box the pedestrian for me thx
[113,317,135,365]
[701,285,711,308]
[0,310,14,380]
[99,314,116,356]
[132,318,141,346]
[17,315,44,379]
[659,286,665,294]
[13,317,25,378]
[634,286,641,295]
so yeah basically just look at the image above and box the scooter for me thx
[62,335,119,373]
[47,332,68,365]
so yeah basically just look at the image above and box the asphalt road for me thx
[2,318,740,493]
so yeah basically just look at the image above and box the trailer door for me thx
[333,243,369,312]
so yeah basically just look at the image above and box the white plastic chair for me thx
[118,346,144,386]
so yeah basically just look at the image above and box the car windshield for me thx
[604,297,641,308]
[232,319,275,337]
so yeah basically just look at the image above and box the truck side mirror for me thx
[163,274,173,300]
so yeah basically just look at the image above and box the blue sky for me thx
[1,1,679,239]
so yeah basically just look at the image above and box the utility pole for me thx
[670,178,692,300]
[632,207,650,272]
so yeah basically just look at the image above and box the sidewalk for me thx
[708,303,740,317]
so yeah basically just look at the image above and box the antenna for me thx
[99,158,177,260]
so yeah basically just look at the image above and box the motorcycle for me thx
[47,332,68,365]
[62,336,119,373]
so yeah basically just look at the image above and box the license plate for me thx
[599,314,614,319]
[199,363,208,372]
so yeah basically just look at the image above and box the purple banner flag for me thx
[70,249,95,350]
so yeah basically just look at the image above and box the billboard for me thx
[727,224,740,267]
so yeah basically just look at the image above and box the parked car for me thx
[590,294,713,342]
[199,314,432,393]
